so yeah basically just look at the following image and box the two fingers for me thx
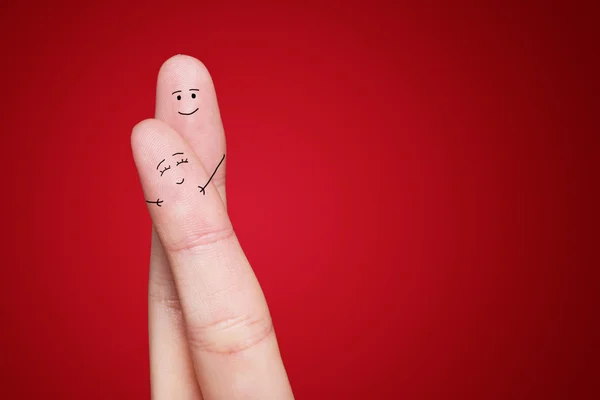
[132,56,293,399]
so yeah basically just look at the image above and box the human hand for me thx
[131,55,294,400]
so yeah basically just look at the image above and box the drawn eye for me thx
[176,95,181,101]
[176,158,188,166]
[160,165,171,176]
[191,93,196,99]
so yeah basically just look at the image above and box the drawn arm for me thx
[146,199,164,207]
[198,154,226,195]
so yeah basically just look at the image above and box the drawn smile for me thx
[178,108,198,116]
[176,178,185,185]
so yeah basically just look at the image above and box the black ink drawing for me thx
[146,199,164,207]
[145,152,226,207]
[197,154,226,195]
[172,88,200,115]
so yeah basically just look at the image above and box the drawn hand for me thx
[145,199,163,207]
[131,55,294,400]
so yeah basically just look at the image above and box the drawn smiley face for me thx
[145,153,226,207]
[172,88,199,115]
[156,152,189,185]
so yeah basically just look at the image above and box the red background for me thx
[1,1,598,398]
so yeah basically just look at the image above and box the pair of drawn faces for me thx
[144,88,225,207]
[154,88,199,183]
[154,87,204,182]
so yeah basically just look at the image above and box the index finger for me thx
[132,119,294,400]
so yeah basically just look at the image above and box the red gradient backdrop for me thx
[0,1,597,398]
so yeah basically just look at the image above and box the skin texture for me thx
[132,55,294,400]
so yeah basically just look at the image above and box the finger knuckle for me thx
[186,312,274,355]
[165,226,235,254]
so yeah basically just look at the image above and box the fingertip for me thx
[154,55,224,153]
[131,117,155,144]
[158,54,213,86]
[131,119,172,171]
[131,118,167,151]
